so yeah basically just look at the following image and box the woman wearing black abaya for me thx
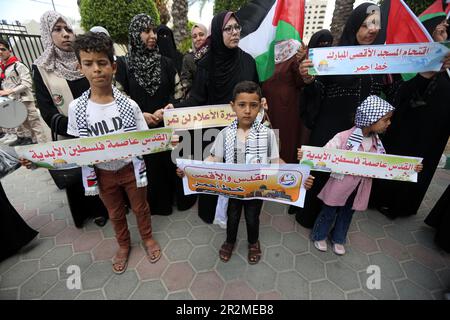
[296,2,440,228]
[116,14,196,215]
[156,25,184,75]
[371,14,450,219]
[0,182,38,262]
[175,11,258,223]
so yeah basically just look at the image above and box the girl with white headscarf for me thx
[32,11,108,228]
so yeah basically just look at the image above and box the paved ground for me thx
[0,166,449,300]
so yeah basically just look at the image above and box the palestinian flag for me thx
[380,0,433,44]
[236,0,305,82]
[419,0,447,23]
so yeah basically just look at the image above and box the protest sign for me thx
[164,105,236,130]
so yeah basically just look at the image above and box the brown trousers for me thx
[97,164,152,248]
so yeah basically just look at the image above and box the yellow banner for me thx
[177,159,310,207]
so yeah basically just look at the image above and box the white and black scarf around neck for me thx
[74,86,147,195]
[128,14,161,96]
[223,111,271,164]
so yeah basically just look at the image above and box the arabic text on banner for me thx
[308,42,450,76]
[15,128,174,169]
[300,146,422,182]
[176,159,311,207]
[164,104,236,130]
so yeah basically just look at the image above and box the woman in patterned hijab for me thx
[34,11,83,81]
[128,14,161,97]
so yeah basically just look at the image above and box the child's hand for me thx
[414,163,423,173]
[171,134,180,148]
[303,175,315,190]
[19,157,35,170]
[176,167,185,178]
[297,148,304,161]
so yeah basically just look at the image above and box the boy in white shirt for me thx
[68,32,161,274]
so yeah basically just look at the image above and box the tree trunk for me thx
[155,0,171,25]
[171,0,189,44]
[330,0,356,45]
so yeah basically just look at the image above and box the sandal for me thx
[248,241,261,265]
[112,246,130,274]
[144,239,161,264]
[219,242,234,262]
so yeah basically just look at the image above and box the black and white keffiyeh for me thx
[223,110,271,164]
[346,95,395,153]
[128,14,161,96]
[73,86,147,195]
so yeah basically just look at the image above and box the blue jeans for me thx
[311,192,356,244]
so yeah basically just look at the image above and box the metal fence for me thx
[1,22,44,70]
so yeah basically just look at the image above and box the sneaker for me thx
[0,133,14,143]
[332,243,346,255]
[314,240,327,252]
[9,137,34,146]
[2,134,18,145]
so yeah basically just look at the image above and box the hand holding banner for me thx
[177,159,311,207]
[300,146,422,182]
[308,42,450,76]
[15,128,174,169]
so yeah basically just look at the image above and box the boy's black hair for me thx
[0,38,10,50]
[232,81,262,101]
[73,31,114,64]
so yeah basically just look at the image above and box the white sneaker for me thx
[2,134,17,144]
[332,243,346,255]
[0,133,13,143]
[314,240,327,252]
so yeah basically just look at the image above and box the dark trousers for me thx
[226,198,263,245]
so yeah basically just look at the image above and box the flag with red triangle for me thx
[419,0,448,23]
[237,0,305,82]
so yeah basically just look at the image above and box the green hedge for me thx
[80,0,160,45]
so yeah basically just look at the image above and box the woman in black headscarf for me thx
[156,25,184,74]
[175,11,259,223]
[371,13,450,220]
[116,14,195,215]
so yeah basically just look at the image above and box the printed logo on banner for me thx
[278,173,297,187]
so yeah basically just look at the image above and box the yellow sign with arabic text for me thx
[177,159,310,207]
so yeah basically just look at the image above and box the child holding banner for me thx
[67,32,161,273]
[298,95,422,255]
[178,81,314,264]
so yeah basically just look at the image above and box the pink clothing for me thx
[317,127,380,211]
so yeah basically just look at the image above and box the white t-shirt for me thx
[67,98,148,170]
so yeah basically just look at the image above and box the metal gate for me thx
[0,22,44,70]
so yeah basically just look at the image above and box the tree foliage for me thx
[213,0,249,15]
[404,0,438,15]
[79,0,160,45]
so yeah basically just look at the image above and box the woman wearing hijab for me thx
[261,39,308,164]
[116,14,195,215]
[175,11,259,224]
[156,25,184,74]
[32,11,108,228]
[180,23,208,100]
[371,12,450,220]
[0,182,38,262]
